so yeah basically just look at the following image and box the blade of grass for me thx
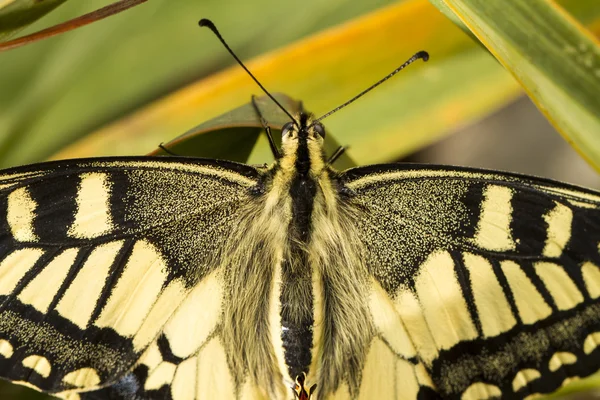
[429,0,600,170]
[0,0,147,51]
[0,0,67,40]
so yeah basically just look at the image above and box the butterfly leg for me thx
[251,95,281,159]
[327,146,346,165]
[157,143,179,156]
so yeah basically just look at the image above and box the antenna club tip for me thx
[198,18,214,28]
[417,51,429,62]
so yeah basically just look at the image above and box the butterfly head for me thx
[281,113,325,143]
[279,113,327,174]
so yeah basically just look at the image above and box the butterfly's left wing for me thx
[340,164,600,400]
[0,157,261,399]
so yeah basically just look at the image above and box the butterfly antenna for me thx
[313,51,429,123]
[199,19,298,126]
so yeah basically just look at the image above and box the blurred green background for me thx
[1,0,600,399]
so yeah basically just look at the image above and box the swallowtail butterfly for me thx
[1,19,600,400]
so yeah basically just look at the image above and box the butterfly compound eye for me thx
[282,122,295,137]
[313,123,325,139]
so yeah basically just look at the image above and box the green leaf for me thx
[147,93,301,162]
[0,0,68,40]
[428,0,600,171]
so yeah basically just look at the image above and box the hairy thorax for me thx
[217,153,372,398]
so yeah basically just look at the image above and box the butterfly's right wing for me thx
[340,163,600,400]
[0,157,261,399]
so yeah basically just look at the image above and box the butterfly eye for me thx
[313,123,325,138]
[281,122,295,138]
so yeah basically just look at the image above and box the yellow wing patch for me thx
[511,369,541,392]
[163,270,223,359]
[463,253,516,337]
[56,241,124,329]
[474,185,514,252]
[581,262,600,298]
[500,260,552,324]
[548,352,577,372]
[22,355,51,378]
[542,202,573,258]
[0,248,44,295]
[534,262,583,310]
[95,240,167,336]
[7,187,38,242]
[414,250,478,350]
[63,368,101,388]
[18,248,79,313]
[368,280,416,358]
[68,172,113,239]
[0,339,13,358]
[461,382,501,400]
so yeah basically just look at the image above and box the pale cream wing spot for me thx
[7,187,38,242]
[18,248,79,313]
[500,261,552,324]
[395,358,420,399]
[415,363,435,389]
[394,289,438,364]
[133,280,188,351]
[583,332,600,354]
[0,339,13,358]
[68,172,113,239]
[163,270,222,359]
[144,361,176,391]
[59,392,81,400]
[95,240,167,337]
[368,280,416,358]
[136,340,162,373]
[473,185,514,251]
[542,202,573,258]
[12,380,45,393]
[548,352,577,372]
[414,251,478,351]
[0,248,44,295]
[534,262,584,310]
[461,382,502,400]
[56,241,123,329]
[357,338,395,400]
[512,369,541,392]
[22,355,51,378]
[196,337,235,399]
[171,356,197,400]
[463,253,516,337]
[558,376,580,389]
[581,262,600,298]
[62,368,101,388]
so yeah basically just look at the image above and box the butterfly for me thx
[1,18,600,400]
